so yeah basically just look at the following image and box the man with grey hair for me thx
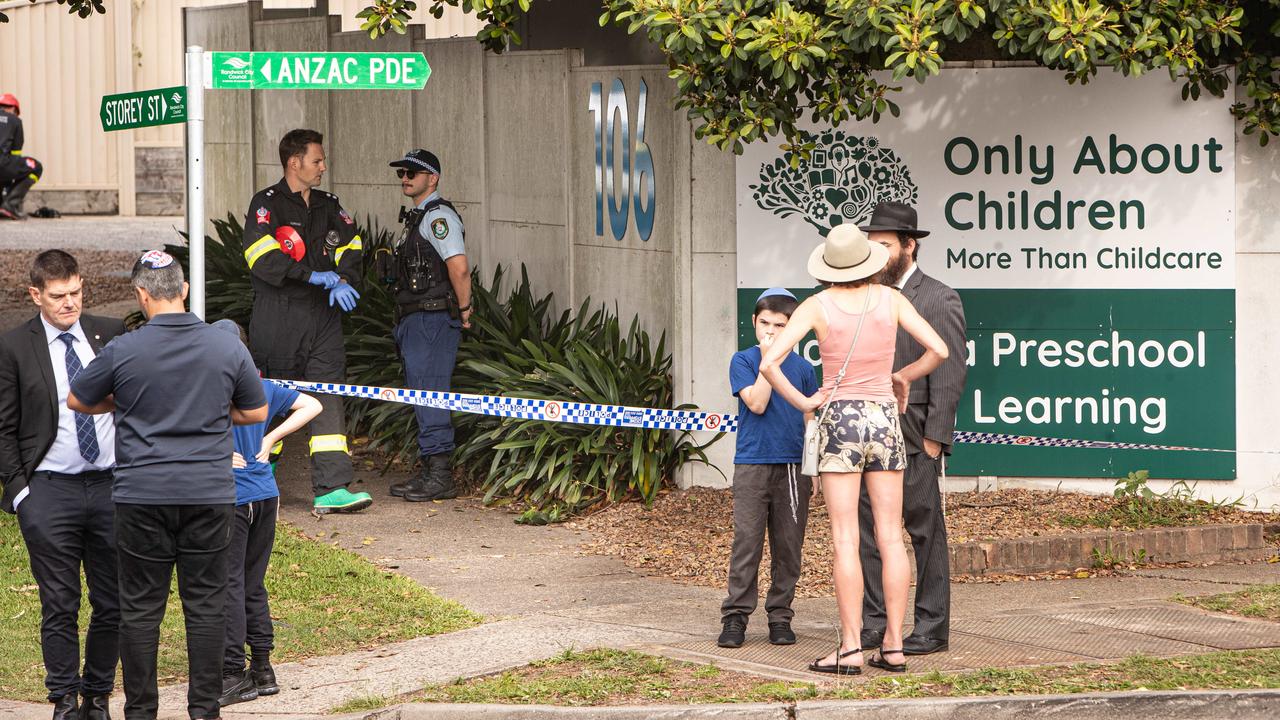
[70,250,268,720]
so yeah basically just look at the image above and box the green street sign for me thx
[99,86,187,132]
[206,51,430,91]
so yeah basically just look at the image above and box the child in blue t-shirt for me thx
[718,288,819,649]
[211,319,322,708]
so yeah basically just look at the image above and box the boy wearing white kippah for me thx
[718,288,817,649]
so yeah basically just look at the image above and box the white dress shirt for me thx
[32,316,116,475]
[896,262,918,290]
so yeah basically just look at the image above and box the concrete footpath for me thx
[0,458,1277,718]
[0,215,182,251]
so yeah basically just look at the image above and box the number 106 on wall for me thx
[588,78,655,242]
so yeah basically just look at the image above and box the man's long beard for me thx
[875,249,913,287]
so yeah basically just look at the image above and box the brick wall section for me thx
[951,524,1271,576]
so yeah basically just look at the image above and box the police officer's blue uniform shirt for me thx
[232,379,300,505]
[416,191,465,260]
[70,313,266,505]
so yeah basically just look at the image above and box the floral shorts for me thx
[818,399,907,474]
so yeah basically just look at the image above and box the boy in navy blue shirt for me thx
[718,288,818,649]
[210,320,322,708]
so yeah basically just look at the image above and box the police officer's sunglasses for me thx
[395,169,421,179]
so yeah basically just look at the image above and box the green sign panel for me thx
[736,287,1236,480]
[99,86,187,132]
[206,51,430,90]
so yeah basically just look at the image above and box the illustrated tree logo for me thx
[751,131,919,236]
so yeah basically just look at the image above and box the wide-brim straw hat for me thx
[807,224,889,283]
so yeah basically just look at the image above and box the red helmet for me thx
[0,93,18,115]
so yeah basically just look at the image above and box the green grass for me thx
[0,515,480,701]
[333,647,1280,710]
[1175,583,1280,622]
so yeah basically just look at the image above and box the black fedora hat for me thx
[859,201,930,238]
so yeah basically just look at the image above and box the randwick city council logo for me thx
[751,131,918,235]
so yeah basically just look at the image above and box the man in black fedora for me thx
[857,201,967,656]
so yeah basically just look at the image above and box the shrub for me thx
[155,214,721,519]
[451,265,720,523]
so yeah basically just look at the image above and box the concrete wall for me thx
[186,3,256,232]
[1231,107,1280,511]
[251,17,337,192]
[327,26,419,227]
[568,67,676,338]
[484,50,577,305]
[413,38,488,271]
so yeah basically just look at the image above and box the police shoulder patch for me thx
[431,218,449,239]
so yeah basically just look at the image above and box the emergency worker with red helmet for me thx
[0,93,42,220]
[240,129,371,514]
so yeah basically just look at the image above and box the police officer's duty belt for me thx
[397,297,452,320]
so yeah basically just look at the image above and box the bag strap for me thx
[815,288,874,423]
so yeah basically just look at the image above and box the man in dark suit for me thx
[0,250,124,720]
[858,202,968,656]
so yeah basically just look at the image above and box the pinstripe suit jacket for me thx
[895,269,968,455]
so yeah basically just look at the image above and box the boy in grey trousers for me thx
[718,288,817,648]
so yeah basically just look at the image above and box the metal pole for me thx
[185,46,206,318]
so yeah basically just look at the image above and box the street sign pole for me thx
[186,45,206,319]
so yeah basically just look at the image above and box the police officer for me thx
[0,93,43,220]
[380,150,471,502]
[240,129,372,514]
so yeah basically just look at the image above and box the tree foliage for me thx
[4,0,1274,148]
[410,0,1280,150]
[0,0,102,22]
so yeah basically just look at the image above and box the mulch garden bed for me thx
[0,248,138,308]
[574,488,1280,597]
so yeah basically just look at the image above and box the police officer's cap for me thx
[390,149,440,176]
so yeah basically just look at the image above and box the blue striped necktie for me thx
[58,332,100,464]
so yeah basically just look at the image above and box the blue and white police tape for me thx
[272,380,737,433]
[273,379,1254,454]
[949,431,1243,454]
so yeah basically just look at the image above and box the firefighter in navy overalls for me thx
[240,129,372,514]
[379,150,472,502]
[0,93,42,220]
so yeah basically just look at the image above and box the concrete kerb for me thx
[377,689,1280,720]
[393,704,789,719]
[795,689,1280,719]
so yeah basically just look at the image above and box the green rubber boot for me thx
[313,488,373,514]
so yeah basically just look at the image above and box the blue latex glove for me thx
[329,283,360,312]
[308,271,341,290]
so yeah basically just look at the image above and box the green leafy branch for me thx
[406,0,1280,150]
[0,0,104,23]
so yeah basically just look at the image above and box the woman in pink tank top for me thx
[761,224,949,675]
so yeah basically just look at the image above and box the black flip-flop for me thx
[808,646,862,675]
[868,649,907,673]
